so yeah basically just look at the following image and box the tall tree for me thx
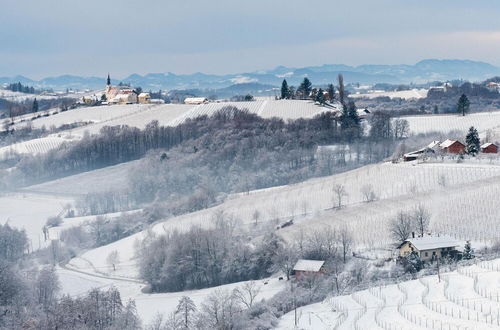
[32,98,39,113]
[175,296,197,329]
[298,77,312,99]
[280,79,289,99]
[338,74,345,106]
[327,83,335,102]
[457,94,470,116]
[340,101,361,140]
[465,126,480,156]
[315,88,325,104]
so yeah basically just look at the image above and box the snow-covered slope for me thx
[276,259,500,330]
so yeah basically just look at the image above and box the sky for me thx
[2,0,500,79]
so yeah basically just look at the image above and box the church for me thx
[105,74,139,104]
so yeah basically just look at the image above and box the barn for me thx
[293,259,326,280]
[481,142,498,154]
[439,139,465,154]
[184,97,208,105]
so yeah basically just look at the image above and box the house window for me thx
[432,251,436,256]
[425,252,428,257]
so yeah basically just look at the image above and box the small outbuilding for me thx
[184,97,208,105]
[293,259,326,280]
[481,142,498,154]
[439,139,465,154]
[138,92,151,104]
[399,235,460,262]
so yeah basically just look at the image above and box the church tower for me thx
[107,73,111,86]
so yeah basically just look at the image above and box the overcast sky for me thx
[2,0,500,79]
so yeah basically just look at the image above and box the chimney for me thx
[412,232,415,239]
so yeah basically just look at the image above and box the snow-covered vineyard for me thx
[277,259,500,329]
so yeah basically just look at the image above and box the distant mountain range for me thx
[2,59,500,95]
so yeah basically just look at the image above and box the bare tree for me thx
[389,211,412,243]
[272,244,297,280]
[393,119,410,139]
[338,227,353,263]
[413,204,430,237]
[232,281,261,308]
[175,296,197,329]
[332,184,348,209]
[361,184,377,202]
[106,250,120,272]
[252,209,260,226]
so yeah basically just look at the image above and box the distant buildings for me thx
[105,74,151,105]
[184,97,209,105]
[481,142,498,153]
[403,139,497,161]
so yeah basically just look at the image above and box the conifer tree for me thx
[340,100,361,140]
[457,94,470,116]
[463,241,474,259]
[465,126,480,156]
[315,88,325,104]
[280,79,289,99]
[298,77,312,99]
[32,98,39,113]
[327,83,335,102]
[338,74,346,106]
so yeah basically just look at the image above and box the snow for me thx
[405,235,461,251]
[277,259,500,329]
[351,88,428,100]
[0,136,75,160]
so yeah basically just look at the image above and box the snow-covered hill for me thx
[276,259,500,330]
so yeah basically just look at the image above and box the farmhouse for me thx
[184,97,209,105]
[403,140,440,161]
[293,259,326,280]
[481,142,498,154]
[138,92,151,104]
[399,235,460,262]
[439,139,465,154]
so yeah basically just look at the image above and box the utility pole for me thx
[437,255,441,282]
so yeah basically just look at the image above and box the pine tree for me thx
[280,79,289,99]
[465,126,480,156]
[340,100,361,140]
[298,77,312,99]
[315,88,325,104]
[327,83,335,102]
[32,98,39,113]
[463,241,474,260]
[457,94,470,116]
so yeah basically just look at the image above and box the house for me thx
[402,141,439,161]
[109,92,138,104]
[399,234,460,262]
[439,139,465,154]
[293,259,326,280]
[184,97,208,105]
[138,92,151,104]
[481,142,498,154]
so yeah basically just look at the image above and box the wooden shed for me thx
[293,259,326,280]
[481,142,498,154]
[439,139,465,154]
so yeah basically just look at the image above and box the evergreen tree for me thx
[315,88,325,104]
[280,79,289,99]
[327,83,335,102]
[340,100,361,140]
[298,77,312,99]
[32,98,39,113]
[465,126,480,156]
[463,241,474,260]
[457,94,470,116]
[433,105,439,114]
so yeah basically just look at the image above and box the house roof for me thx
[293,259,325,272]
[138,92,150,97]
[404,235,460,251]
[440,139,463,148]
[481,142,496,148]
[427,140,441,149]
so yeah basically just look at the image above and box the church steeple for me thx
[107,73,111,86]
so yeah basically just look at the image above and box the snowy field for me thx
[65,161,500,283]
[352,88,428,100]
[404,111,500,139]
[0,136,76,160]
[276,259,500,330]
[0,193,73,248]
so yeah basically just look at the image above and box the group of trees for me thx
[389,205,431,243]
[5,82,46,94]
[280,75,343,104]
